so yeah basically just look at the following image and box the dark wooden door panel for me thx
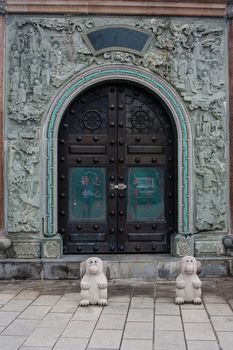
[58,83,176,254]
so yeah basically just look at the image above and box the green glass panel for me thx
[69,167,106,221]
[127,167,164,221]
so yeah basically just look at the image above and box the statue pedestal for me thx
[41,235,63,259]
[171,233,194,257]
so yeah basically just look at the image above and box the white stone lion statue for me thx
[80,257,108,306]
[175,255,202,304]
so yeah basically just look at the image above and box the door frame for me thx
[41,65,193,241]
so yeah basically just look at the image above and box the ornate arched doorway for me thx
[42,65,193,257]
[58,81,177,253]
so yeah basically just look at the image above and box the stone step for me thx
[0,254,233,280]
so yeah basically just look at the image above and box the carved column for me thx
[171,235,194,258]
[222,5,233,255]
[0,2,5,232]
[0,1,12,258]
[229,9,233,231]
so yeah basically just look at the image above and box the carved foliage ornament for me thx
[6,16,227,233]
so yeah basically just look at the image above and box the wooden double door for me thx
[58,82,176,253]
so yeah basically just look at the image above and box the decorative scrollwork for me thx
[6,15,227,235]
[80,110,103,130]
[129,109,153,130]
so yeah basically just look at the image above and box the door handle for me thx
[110,183,127,190]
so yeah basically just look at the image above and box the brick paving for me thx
[0,278,233,349]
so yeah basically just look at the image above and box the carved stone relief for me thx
[194,109,226,231]
[7,139,40,232]
[41,236,63,259]
[12,242,41,258]
[171,234,194,257]
[195,240,224,257]
[6,16,227,233]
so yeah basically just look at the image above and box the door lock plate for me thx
[110,183,127,190]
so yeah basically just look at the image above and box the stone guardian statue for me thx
[175,256,202,304]
[80,257,108,306]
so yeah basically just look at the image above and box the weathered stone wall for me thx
[0,12,4,232]
[229,20,233,231]
[5,15,229,256]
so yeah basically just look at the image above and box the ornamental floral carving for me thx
[6,16,227,233]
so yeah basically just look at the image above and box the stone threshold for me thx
[0,254,233,280]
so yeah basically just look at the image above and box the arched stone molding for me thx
[42,65,193,243]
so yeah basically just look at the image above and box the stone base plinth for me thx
[41,235,63,259]
[194,233,225,257]
[0,254,232,280]
[12,242,40,259]
[170,234,194,257]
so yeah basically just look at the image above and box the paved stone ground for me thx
[0,278,233,349]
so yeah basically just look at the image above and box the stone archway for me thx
[41,65,193,254]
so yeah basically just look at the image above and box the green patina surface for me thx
[5,16,227,257]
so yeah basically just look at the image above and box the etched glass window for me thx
[69,167,106,221]
[127,167,164,221]
[83,26,151,55]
